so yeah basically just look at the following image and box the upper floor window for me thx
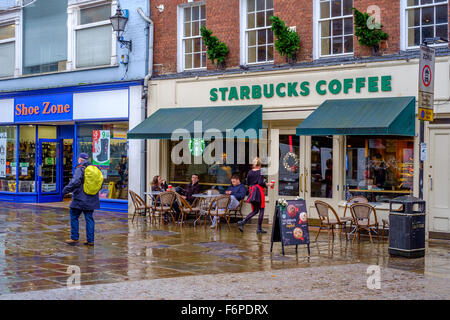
[181,4,206,70]
[75,3,112,68]
[318,0,353,57]
[406,0,448,48]
[23,0,68,75]
[244,0,274,64]
[0,23,15,78]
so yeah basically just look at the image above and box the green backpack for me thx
[83,165,104,195]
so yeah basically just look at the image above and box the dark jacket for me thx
[184,182,201,204]
[62,160,100,211]
[226,183,246,201]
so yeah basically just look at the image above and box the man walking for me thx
[63,153,100,246]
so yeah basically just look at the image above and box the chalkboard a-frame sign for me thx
[270,199,311,256]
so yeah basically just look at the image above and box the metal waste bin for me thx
[388,196,426,258]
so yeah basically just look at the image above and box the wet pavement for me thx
[0,203,449,297]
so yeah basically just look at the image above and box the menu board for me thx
[271,199,310,255]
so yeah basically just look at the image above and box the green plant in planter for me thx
[270,16,300,63]
[352,8,389,54]
[200,26,229,68]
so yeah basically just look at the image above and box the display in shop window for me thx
[0,132,6,178]
[93,130,111,166]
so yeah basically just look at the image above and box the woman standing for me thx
[237,157,274,234]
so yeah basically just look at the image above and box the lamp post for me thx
[110,4,132,51]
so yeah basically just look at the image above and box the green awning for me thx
[296,97,416,136]
[128,105,262,139]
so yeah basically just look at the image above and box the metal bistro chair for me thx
[208,194,231,231]
[129,190,152,222]
[343,196,369,235]
[176,193,201,226]
[228,198,245,220]
[153,191,177,225]
[314,200,347,242]
[350,203,380,243]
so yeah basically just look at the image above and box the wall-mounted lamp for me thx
[156,4,165,13]
[110,4,132,51]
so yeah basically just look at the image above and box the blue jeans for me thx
[70,208,95,243]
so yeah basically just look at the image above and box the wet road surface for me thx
[0,203,449,295]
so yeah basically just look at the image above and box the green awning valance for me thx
[128,105,262,139]
[296,97,416,136]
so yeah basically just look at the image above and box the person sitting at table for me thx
[210,174,246,229]
[151,175,168,192]
[176,174,201,204]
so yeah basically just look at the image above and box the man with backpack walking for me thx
[63,153,103,246]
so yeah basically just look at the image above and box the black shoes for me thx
[256,228,267,234]
[237,221,244,232]
[83,242,94,246]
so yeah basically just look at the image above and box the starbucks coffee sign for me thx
[210,75,392,102]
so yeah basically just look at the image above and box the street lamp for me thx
[110,4,132,51]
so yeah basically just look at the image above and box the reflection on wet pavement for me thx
[0,202,449,294]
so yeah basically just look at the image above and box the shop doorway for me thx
[38,139,62,203]
[300,135,341,215]
[428,128,450,235]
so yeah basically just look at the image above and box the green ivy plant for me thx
[200,26,229,68]
[352,8,389,53]
[270,16,300,63]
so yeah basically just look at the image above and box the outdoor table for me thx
[144,191,161,206]
[192,193,222,226]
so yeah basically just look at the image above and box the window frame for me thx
[401,0,449,50]
[240,0,274,66]
[314,0,354,59]
[0,6,21,79]
[0,22,17,79]
[68,0,116,71]
[177,1,207,73]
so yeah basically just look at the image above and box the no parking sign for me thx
[418,45,435,121]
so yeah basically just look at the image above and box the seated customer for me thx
[151,175,168,192]
[211,175,246,229]
[176,174,201,204]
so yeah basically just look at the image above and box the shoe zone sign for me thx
[14,93,73,123]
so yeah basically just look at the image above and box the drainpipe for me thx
[137,6,154,197]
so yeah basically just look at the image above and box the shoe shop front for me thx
[0,81,145,212]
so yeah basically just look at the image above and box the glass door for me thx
[38,139,62,202]
[304,135,342,211]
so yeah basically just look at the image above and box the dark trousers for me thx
[242,202,265,228]
[70,208,95,243]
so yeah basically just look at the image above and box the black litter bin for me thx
[388,196,426,258]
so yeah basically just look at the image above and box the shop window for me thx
[75,3,112,68]
[0,126,17,192]
[244,0,274,64]
[311,136,333,198]
[317,0,353,57]
[180,3,207,70]
[405,0,448,48]
[278,135,300,197]
[168,138,267,193]
[0,23,15,78]
[23,0,68,75]
[19,126,36,193]
[77,122,128,200]
[345,136,414,202]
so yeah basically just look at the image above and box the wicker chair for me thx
[176,193,201,226]
[208,194,231,231]
[350,203,379,243]
[129,190,151,222]
[228,198,245,219]
[314,200,347,242]
[153,191,177,224]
